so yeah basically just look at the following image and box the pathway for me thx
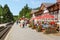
[5,23,60,40]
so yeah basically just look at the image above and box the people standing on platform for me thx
[19,17,29,28]
[26,20,29,27]
[20,19,24,28]
[16,20,19,24]
[24,20,27,27]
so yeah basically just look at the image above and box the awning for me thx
[38,13,54,19]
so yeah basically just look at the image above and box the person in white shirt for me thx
[20,20,24,28]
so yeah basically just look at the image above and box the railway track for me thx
[0,23,14,40]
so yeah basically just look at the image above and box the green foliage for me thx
[0,5,3,16]
[19,4,31,19]
[36,26,42,32]
[42,21,44,24]
[0,4,14,23]
[31,22,35,29]
[44,27,57,34]
[3,4,14,23]
[0,5,3,23]
[44,27,51,34]
[13,15,18,22]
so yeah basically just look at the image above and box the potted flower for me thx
[36,24,42,32]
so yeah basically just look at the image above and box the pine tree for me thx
[0,5,3,23]
[19,4,31,19]
[3,4,14,23]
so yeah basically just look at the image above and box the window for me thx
[51,12,53,15]
[54,11,57,14]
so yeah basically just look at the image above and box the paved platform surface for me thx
[5,23,60,40]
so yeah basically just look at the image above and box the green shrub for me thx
[42,21,44,24]
[51,29,57,33]
[29,23,32,28]
[44,27,57,34]
[32,25,36,29]
[36,26,42,32]
[44,27,51,34]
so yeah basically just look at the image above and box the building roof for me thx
[42,3,55,7]
[57,0,60,2]
[31,10,39,14]
[30,3,56,15]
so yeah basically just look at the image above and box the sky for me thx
[0,0,56,15]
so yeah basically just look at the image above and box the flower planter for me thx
[32,26,36,29]
[36,26,42,32]
[42,29,45,32]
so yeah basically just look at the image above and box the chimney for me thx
[57,0,60,3]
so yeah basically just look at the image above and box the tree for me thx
[0,5,3,23]
[19,4,31,19]
[3,4,14,23]
[13,15,18,22]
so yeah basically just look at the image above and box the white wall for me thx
[58,10,60,20]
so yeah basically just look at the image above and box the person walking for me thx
[23,20,25,28]
[16,20,19,24]
[20,20,25,28]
